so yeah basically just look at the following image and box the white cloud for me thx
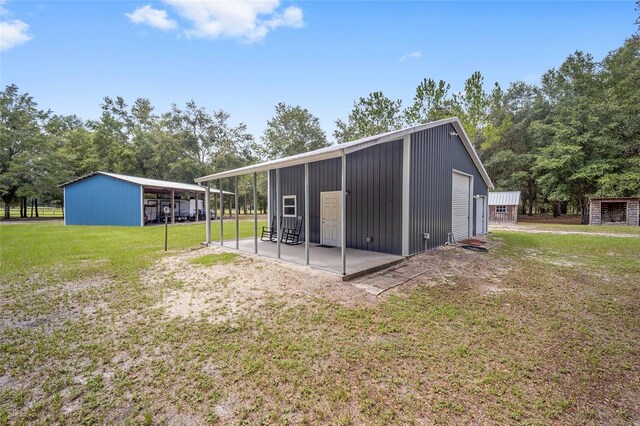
[400,50,422,62]
[126,4,177,31]
[0,19,32,51]
[127,0,304,43]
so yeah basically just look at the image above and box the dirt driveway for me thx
[490,224,640,238]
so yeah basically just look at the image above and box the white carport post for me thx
[235,176,239,249]
[205,182,211,244]
[276,168,281,259]
[219,179,223,246]
[253,173,258,254]
[304,163,309,265]
[341,152,347,276]
[171,189,175,224]
[195,191,199,223]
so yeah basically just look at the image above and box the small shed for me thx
[589,197,639,226]
[60,172,230,226]
[488,191,521,224]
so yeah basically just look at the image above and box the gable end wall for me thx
[408,123,489,253]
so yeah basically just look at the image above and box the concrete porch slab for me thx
[215,238,404,280]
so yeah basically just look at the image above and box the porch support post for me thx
[205,182,211,244]
[219,179,223,246]
[195,191,199,223]
[341,152,346,275]
[171,189,175,224]
[253,172,258,254]
[235,175,239,249]
[276,168,281,259]
[304,163,309,265]
[402,134,410,256]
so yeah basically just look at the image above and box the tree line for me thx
[1,34,638,222]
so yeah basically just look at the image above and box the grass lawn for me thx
[0,221,265,282]
[0,223,638,424]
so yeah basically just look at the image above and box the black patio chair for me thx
[281,215,304,245]
[261,215,282,242]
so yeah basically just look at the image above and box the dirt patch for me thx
[490,224,640,238]
[147,246,374,324]
[519,214,583,224]
[384,245,513,297]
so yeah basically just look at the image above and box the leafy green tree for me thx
[404,78,452,125]
[532,51,609,222]
[483,81,548,214]
[594,35,640,197]
[260,102,329,160]
[0,85,50,218]
[334,91,404,142]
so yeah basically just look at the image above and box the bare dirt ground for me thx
[518,214,583,224]
[386,245,512,297]
[148,246,378,324]
[490,223,640,238]
[149,244,512,325]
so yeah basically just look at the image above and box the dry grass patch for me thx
[1,226,638,424]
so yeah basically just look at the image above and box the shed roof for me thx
[60,172,233,194]
[195,117,494,189]
[589,197,640,201]
[489,191,521,206]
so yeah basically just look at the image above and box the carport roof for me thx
[59,172,233,194]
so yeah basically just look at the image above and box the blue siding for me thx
[65,175,141,226]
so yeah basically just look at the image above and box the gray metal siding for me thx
[269,165,307,238]
[346,140,403,254]
[409,123,489,253]
[268,141,403,255]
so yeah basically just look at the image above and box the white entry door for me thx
[475,196,487,235]
[452,172,471,241]
[321,191,342,246]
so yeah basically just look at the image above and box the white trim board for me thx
[401,134,410,256]
[140,186,144,227]
[63,187,67,226]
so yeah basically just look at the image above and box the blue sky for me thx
[0,1,636,140]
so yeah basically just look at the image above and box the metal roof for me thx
[195,117,494,189]
[489,191,521,206]
[59,172,233,194]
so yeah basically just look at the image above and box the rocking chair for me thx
[281,215,304,245]
[260,215,282,242]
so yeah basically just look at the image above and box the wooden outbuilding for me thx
[488,191,521,224]
[589,197,639,226]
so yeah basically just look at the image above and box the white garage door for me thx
[452,172,471,241]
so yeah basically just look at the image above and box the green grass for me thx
[0,221,265,281]
[189,253,239,266]
[0,223,638,424]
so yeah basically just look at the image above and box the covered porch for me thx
[195,136,407,278]
[233,238,403,280]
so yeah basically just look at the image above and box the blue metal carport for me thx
[60,172,229,226]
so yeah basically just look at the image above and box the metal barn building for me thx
[60,172,229,226]
[488,191,521,224]
[195,117,494,277]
